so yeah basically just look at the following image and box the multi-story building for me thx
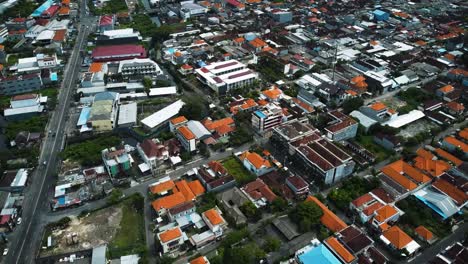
[285,175,309,197]
[195,60,259,94]
[97,28,142,46]
[136,138,169,172]
[4,93,47,121]
[202,207,227,237]
[239,151,274,177]
[91,44,147,62]
[12,53,58,74]
[251,103,286,135]
[359,102,397,123]
[5,17,34,31]
[98,15,114,32]
[0,74,43,95]
[272,120,354,185]
[117,58,162,79]
[324,110,358,141]
[157,227,185,254]
[176,126,197,152]
[101,147,132,177]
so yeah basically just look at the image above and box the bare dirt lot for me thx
[41,206,123,256]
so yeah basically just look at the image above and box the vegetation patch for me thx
[61,135,121,166]
[5,116,48,140]
[328,177,380,211]
[222,156,256,185]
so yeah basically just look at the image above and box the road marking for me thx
[14,25,90,264]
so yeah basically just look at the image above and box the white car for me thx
[2,248,8,256]
[17,217,22,225]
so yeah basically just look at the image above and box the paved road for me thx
[4,1,95,263]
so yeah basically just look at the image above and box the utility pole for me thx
[332,41,338,81]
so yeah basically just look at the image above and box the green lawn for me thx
[108,195,146,258]
[222,156,256,185]
[356,135,392,162]
[7,54,18,66]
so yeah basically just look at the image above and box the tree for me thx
[263,237,281,252]
[223,243,265,264]
[342,97,364,114]
[107,188,123,205]
[271,197,288,213]
[178,96,207,120]
[143,77,152,95]
[240,201,261,221]
[289,200,323,232]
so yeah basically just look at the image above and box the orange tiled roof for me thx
[204,208,224,225]
[175,180,195,201]
[438,85,454,94]
[170,116,188,125]
[435,148,463,166]
[257,99,268,106]
[379,222,390,231]
[241,98,257,109]
[352,193,373,208]
[325,237,355,263]
[414,40,427,46]
[382,226,413,249]
[262,87,283,100]
[249,38,267,48]
[181,64,193,70]
[449,68,468,77]
[415,226,433,241]
[306,196,347,232]
[381,160,429,190]
[53,29,66,42]
[240,151,271,169]
[178,126,195,140]
[202,117,235,131]
[446,101,465,112]
[362,202,384,216]
[152,192,186,211]
[292,97,314,113]
[234,37,245,43]
[369,102,387,111]
[61,0,70,4]
[159,227,182,243]
[346,90,358,96]
[459,128,468,140]
[374,205,398,222]
[58,6,70,15]
[150,180,175,194]
[89,62,104,73]
[190,256,208,264]
[432,179,467,205]
[187,180,205,197]
[444,136,468,152]
[414,149,451,177]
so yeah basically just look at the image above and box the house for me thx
[414,226,436,244]
[285,175,309,197]
[442,136,468,158]
[324,110,358,141]
[359,102,397,123]
[99,15,114,32]
[217,187,249,225]
[168,201,196,222]
[306,196,348,232]
[157,226,185,254]
[169,116,188,132]
[179,64,194,75]
[445,101,465,116]
[202,117,235,138]
[202,207,227,237]
[4,93,47,121]
[149,179,175,196]
[241,178,277,207]
[373,133,402,152]
[324,237,356,264]
[101,147,132,177]
[436,85,455,101]
[137,139,169,172]
[248,38,268,53]
[371,205,401,231]
[261,86,283,102]
[380,226,420,257]
[0,169,28,193]
[413,148,451,177]
[380,160,431,196]
[152,192,186,215]
[239,151,273,177]
[189,256,210,264]
[196,161,236,192]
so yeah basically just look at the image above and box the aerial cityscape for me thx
[0,0,466,263]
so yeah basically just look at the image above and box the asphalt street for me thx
[4,1,95,263]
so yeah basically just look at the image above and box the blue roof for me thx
[254,110,267,119]
[373,9,387,16]
[198,61,207,67]
[77,106,91,126]
[298,244,341,264]
[57,196,66,205]
[31,0,53,17]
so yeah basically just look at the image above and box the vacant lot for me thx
[41,195,145,258]
[398,120,438,139]
[223,156,255,185]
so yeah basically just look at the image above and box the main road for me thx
[4,1,95,263]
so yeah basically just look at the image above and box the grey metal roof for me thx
[415,188,459,218]
[91,244,107,264]
[186,120,211,140]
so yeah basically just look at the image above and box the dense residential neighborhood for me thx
[0,0,466,263]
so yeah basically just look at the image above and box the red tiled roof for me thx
[99,15,114,26]
[352,193,374,208]
[432,179,467,205]
[415,226,434,241]
[306,196,347,232]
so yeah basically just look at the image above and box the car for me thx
[16,217,22,225]
[2,248,8,256]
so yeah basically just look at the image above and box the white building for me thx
[195,60,259,95]
[117,58,162,77]
[251,103,286,134]
[157,226,185,254]
[141,100,185,131]
[12,53,58,73]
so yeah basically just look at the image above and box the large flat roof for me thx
[141,100,185,129]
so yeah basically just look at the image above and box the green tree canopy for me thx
[289,200,323,232]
